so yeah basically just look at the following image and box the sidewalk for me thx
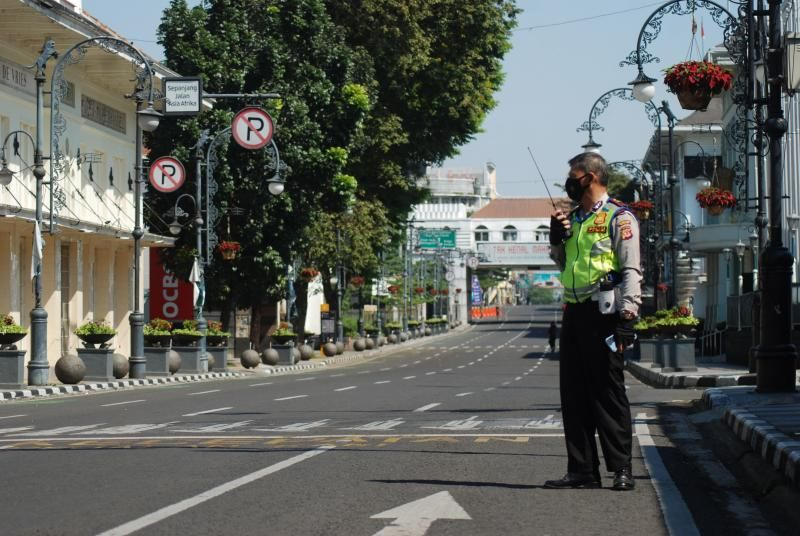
[627,357,800,490]
[0,326,469,402]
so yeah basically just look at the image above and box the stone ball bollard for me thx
[112,353,129,379]
[207,353,216,371]
[261,348,279,366]
[168,350,181,374]
[55,354,86,384]
[365,337,375,350]
[353,338,366,352]
[388,333,398,344]
[241,349,261,369]
[335,341,344,355]
[425,327,432,336]
[322,342,338,357]
[399,332,408,342]
[299,344,314,361]
[292,347,301,363]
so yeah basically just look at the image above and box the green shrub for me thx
[0,314,27,335]
[75,321,116,336]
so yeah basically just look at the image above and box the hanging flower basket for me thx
[455,288,462,294]
[299,267,319,282]
[414,287,424,295]
[217,241,241,260]
[350,276,365,288]
[696,187,736,215]
[387,285,399,294]
[440,289,449,296]
[629,200,654,221]
[663,60,733,111]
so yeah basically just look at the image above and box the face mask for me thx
[565,175,588,202]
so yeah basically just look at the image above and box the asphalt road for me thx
[0,306,788,535]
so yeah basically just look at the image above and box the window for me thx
[535,225,550,242]
[502,225,518,242]
[474,225,489,242]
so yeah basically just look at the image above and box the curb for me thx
[625,359,753,389]
[0,371,243,401]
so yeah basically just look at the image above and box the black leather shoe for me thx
[544,472,601,489]
[612,467,635,491]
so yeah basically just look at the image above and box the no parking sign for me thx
[148,157,186,193]
[232,107,274,150]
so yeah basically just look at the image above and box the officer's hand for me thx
[615,316,636,353]
[550,210,571,245]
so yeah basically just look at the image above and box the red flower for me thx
[440,289,449,296]
[455,288,463,294]
[217,241,241,253]
[628,200,654,211]
[696,187,736,208]
[300,267,319,281]
[350,276,365,287]
[387,285,400,294]
[414,287,424,294]
[663,61,733,95]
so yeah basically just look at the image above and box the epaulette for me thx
[607,198,627,207]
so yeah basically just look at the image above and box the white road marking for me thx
[457,365,466,369]
[344,419,405,431]
[78,423,177,435]
[424,416,482,431]
[443,368,453,372]
[374,380,391,385]
[425,372,436,376]
[0,415,26,420]
[380,368,392,371]
[182,407,232,417]
[399,364,409,368]
[484,387,496,392]
[413,403,441,413]
[334,386,357,392]
[274,395,308,401]
[254,420,331,432]
[501,381,510,386]
[414,361,422,364]
[296,377,315,382]
[514,376,522,381]
[403,376,416,380]
[97,447,335,536]
[248,382,273,387]
[468,362,475,366]
[331,373,346,377]
[101,400,145,407]
[188,390,220,396]
[358,371,370,375]
[13,424,104,436]
[171,421,254,433]
[370,490,471,536]
[0,427,34,435]
[634,413,700,536]
[455,392,473,397]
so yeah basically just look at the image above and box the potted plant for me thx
[0,314,27,348]
[629,200,655,221]
[144,318,173,347]
[171,320,203,346]
[75,321,117,348]
[270,322,297,345]
[663,60,733,110]
[206,320,231,347]
[696,186,736,216]
[300,267,319,282]
[217,240,241,260]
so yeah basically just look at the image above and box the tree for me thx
[607,169,636,202]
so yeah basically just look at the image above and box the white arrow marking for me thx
[525,415,562,429]
[253,419,330,432]
[370,491,471,535]
[424,416,482,431]
[344,419,405,431]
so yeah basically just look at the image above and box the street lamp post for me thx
[754,0,797,392]
[335,228,344,343]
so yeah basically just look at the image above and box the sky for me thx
[82,0,730,197]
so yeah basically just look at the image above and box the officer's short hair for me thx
[568,152,608,186]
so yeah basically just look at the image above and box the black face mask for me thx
[565,175,589,202]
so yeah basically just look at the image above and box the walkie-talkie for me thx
[528,147,572,241]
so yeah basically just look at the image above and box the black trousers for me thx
[559,300,632,474]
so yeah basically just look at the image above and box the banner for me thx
[149,249,194,321]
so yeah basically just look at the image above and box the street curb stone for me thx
[625,359,753,389]
[0,372,243,401]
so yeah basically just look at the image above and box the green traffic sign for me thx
[419,229,456,249]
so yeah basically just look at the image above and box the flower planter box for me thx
[661,338,698,372]
[271,342,296,365]
[206,346,228,371]
[77,348,115,381]
[638,338,659,365]
[173,346,207,373]
[0,350,26,387]
[144,347,172,376]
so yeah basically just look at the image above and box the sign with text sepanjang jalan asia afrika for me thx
[149,249,194,321]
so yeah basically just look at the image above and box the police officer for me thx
[544,152,641,491]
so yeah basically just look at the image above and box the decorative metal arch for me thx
[619,0,750,208]
[576,87,660,147]
[49,36,157,232]
[608,160,648,184]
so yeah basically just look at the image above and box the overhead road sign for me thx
[232,107,274,150]
[418,229,456,250]
[148,157,186,193]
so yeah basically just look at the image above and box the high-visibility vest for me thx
[560,200,624,303]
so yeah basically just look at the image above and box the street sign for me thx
[466,256,479,269]
[163,77,202,116]
[148,156,186,193]
[418,229,456,249]
[232,107,274,150]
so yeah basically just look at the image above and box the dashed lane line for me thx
[101,400,145,407]
[182,408,231,417]
[374,381,391,385]
[188,390,220,396]
[403,376,416,380]
[455,392,473,397]
[413,403,441,413]
[274,395,308,401]
[334,386,357,392]
[248,382,273,387]
[0,415,26,420]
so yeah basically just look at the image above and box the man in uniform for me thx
[545,152,641,491]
